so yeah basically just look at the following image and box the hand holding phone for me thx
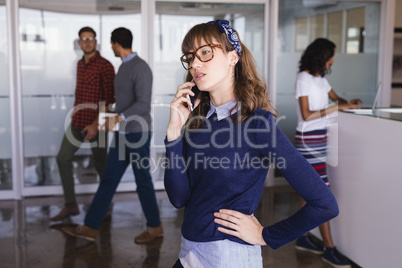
[187,82,200,111]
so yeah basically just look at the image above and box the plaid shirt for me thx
[72,51,115,130]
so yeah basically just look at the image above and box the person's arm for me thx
[299,95,339,121]
[164,136,191,208]
[328,89,347,104]
[214,113,339,249]
[101,62,116,112]
[261,122,338,249]
[328,89,362,106]
[299,89,361,121]
[163,80,200,207]
[97,62,116,133]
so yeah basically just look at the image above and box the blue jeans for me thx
[85,131,160,229]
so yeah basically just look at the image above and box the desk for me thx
[312,111,402,267]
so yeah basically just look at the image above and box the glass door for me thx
[0,1,14,198]
[18,1,143,196]
[275,0,381,143]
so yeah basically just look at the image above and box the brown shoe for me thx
[134,225,164,244]
[62,225,98,242]
[104,205,113,220]
[50,203,79,221]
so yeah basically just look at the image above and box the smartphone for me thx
[81,129,88,140]
[187,83,200,111]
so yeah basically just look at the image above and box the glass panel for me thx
[101,14,142,70]
[295,18,308,52]
[0,202,15,266]
[393,33,402,85]
[311,14,324,41]
[328,11,343,51]
[277,1,380,145]
[153,2,265,179]
[346,7,365,54]
[0,2,13,190]
[19,4,142,187]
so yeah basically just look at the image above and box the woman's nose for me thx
[191,56,203,69]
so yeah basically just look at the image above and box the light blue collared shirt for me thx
[206,98,240,121]
[179,236,262,267]
[122,52,137,63]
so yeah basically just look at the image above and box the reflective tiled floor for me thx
[0,186,359,268]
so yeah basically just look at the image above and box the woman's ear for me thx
[228,50,239,66]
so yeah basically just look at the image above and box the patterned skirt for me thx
[295,129,329,187]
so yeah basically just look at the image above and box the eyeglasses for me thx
[79,37,96,43]
[180,44,222,70]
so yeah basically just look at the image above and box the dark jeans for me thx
[84,131,160,229]
[56,123,108,204]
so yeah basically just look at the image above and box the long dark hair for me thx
[181,22,276,129]
[299,38,336,77]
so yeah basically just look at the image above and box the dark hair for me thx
[182,22,276,129]
[78,26,96,38]
[298,38,336,77]
[111,27,133,49]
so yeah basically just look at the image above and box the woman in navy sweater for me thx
[164,20,339,268]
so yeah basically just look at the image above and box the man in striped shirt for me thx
[50,26,115,221]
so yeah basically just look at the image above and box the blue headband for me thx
[208,19,242,58]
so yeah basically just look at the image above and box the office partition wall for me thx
[274,0,384,143]
[0,1,13,194]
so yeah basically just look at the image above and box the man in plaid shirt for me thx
[50,26,115,221]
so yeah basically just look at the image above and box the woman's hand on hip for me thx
[214,209,266,246]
